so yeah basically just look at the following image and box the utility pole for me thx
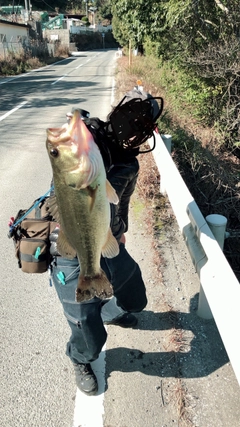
[85,1,88,17]
[24,0,29,21]
[129,39,132,68]
[28,1,32,19]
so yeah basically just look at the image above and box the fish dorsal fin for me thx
[57,229,77,259]
[46,195,61,223]
[106,180,119,205]
[101,228,120,258]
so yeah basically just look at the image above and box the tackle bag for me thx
[8,189,57,274]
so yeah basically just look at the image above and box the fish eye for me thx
[50,148,59,157]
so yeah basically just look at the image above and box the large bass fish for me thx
[46,109,119,302]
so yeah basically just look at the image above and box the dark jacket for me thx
[107,160,139,240]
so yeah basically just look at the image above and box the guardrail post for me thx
[160,135,172,194]
[205,214,227,251]
[197,214,228,319]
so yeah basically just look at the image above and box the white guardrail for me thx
[151,132,240,386]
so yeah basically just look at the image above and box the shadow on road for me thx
[105,293,229,380]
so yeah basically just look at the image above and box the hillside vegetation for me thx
[112,0,240,154]
[114,54,240,280]
[110,0,240,279]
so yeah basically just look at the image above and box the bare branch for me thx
[214,0,229,14]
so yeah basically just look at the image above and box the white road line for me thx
[0,58,71,85]
[111,77,116,107]
[52,58,92,84]
[72,345,106,427]
[0,73,32,84]
[51,74,68,85]
[0,101,28,121]
[72,73,116,427]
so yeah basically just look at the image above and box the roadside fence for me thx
[151,131,240,386]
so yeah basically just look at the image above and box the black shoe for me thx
[104,313,138,328]
[73,363,98,396]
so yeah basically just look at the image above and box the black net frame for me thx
[108,96,164,153]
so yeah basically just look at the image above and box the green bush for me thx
[81,16,91,26]
[160,63,217,124]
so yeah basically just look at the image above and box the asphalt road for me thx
[0,50,117,427]
[1,49,240,427]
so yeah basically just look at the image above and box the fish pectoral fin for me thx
[101,228,120,258]
[46,195,60,223]
[46,195,61,222]
[75,269,113,302]
[106,180,119,205]
[57,230,77,259]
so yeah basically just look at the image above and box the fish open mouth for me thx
[47,127,72,145]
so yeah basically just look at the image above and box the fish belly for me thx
[57,182,113,302]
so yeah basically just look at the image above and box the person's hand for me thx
[119,234,126,244]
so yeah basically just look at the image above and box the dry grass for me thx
[0,45,71,77]
[158,297,195,426]
[0,51,43,75]
[54,43,71,58]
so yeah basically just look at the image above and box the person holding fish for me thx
[46,93,162,396]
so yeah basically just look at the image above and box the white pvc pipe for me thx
[206,214,227,250]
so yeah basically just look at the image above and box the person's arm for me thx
[107,158,139,241]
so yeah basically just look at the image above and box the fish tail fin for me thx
[75,269,113,302]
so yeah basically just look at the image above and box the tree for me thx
[111,0,240,58]
[111,0,163,49]
[98,0,112,23]
[30,1,69,12]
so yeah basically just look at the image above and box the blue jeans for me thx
[51,243,147,364]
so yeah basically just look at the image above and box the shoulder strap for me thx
[8,186,54,236]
